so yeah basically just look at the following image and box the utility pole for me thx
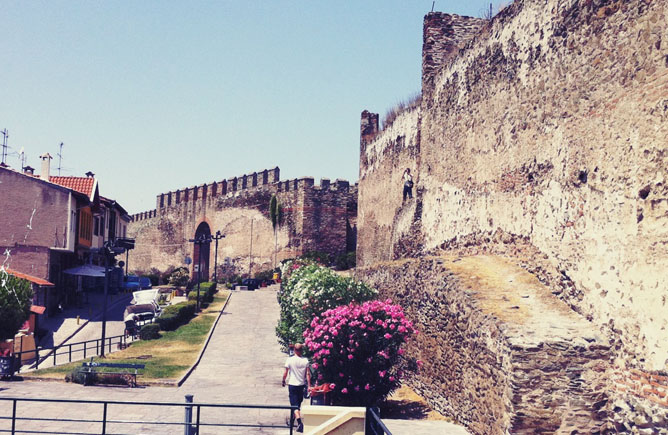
[57,142,64,175]
[1,129,8,166]
[211,231,225,283]
[248,219,253,277]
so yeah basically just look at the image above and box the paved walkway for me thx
[1,287,291,434]
[2,286,470,434]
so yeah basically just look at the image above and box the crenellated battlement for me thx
[152,167,280,211]
[276,177,353,193]
[130,167,357,219]
[130,209,157,222]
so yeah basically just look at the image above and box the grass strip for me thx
[23,290,230,383]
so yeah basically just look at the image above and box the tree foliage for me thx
[168,266,190,287]
[0,272,33,340]
[269,195,283,230]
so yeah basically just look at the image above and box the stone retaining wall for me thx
[357,256,612,433]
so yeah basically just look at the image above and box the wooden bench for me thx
[81,358,145,387]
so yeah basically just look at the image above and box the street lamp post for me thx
[101,250,110,357]
[100,238,134,356]
[211,231,225,283]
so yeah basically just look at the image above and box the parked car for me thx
[241,278,259,290]
[124,303,159,323]
[138,276,152,289]
[123,275,152,291]
[123,275,141,291]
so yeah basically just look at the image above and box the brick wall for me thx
[0,167,72,279]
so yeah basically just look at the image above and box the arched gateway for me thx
[192,221,211,282]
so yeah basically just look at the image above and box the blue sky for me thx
[2,1,495,213]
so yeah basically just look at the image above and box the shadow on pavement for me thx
[379,399,432,420]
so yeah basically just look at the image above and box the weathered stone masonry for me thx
[357,0,667,432]
[128,167,356,278]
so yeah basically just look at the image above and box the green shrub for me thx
[168,267,190,287]
[139,323,161,340]
[157,301,197,331]
[335,251,357,270]
[275,262,377,351]
[254,269,274,282]
[187,282,216,303]
[300,250,331,266]
[67,366,93,385]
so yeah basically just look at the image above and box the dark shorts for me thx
[288,385,305,409]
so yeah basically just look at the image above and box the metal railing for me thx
[14,333,137,372]
[366,407,392,435]
[0,396,297,435]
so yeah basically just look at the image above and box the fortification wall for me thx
[358,0,668,431]
[357,108,421,266]
[128,167,357,278]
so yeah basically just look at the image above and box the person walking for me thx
[282,343,311,433]
[402,168,414,202]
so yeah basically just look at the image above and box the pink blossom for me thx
[339,372,344,378]
[398,349,405,355]
[330,383,336,389]
[379,370,386,378]
[364,384,370,390]
[341,388,348,394]
[389,376,395,382]
[347,354,354,360]
[312,363,319,369]
[383,333,392,339]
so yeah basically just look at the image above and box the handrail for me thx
[0,396,298,435]
[366,406,393,435]
[13,333,135,371]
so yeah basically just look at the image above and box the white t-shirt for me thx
[284,355,309,386]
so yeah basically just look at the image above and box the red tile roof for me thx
[5,268,55,286]
[50,176,96,199]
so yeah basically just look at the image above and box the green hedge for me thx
[156,301,197,331]
[140,323,161,340]
[187,282,217,303]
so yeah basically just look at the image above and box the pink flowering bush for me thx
[276,262,376,350]
[304,299,417,406]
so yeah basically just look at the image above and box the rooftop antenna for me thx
[431,1,435,12]
[1,129,8,166]
[19,147,26,169]
[57,142,63,175]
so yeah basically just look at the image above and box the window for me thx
[94,217,99,236]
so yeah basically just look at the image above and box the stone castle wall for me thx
[128,167,356,278]
[357,0,668,432]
